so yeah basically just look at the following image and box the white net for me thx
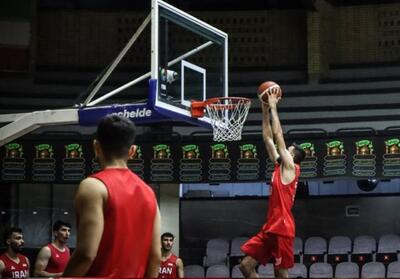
[205,98,251,141]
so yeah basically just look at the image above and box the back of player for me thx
[86,168,157,277]
[159,254,178,279]
[0,254,29,279]
[263,164,300,237]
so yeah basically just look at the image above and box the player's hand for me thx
[267,87,281,108]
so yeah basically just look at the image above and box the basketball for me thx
[257,81,282,104]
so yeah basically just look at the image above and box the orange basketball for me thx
[257,81,282,104]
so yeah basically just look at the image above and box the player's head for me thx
[288,143,306,164]
[53,220,71,243]
[94,115,137,163]
[3,227,24,252]
[161,232,175,252]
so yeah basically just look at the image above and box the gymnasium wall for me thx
[35,10,307,69]
[35,3,400,69]
[332,3,400,65]
[159,184,181,256]
[0,0,31,72]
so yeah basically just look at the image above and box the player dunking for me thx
[63,115,161,277]
[240,88,306,279]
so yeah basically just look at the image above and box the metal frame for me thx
[152,0,228,125]
[0,109,78,146]
[0,0,228,146]
[181,60,206,107]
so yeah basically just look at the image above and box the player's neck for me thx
[52,240,65,250]
[103,159,128,169]
[161,250,172,259]
[6,249,18,260]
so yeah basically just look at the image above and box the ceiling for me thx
[38,0,400,12]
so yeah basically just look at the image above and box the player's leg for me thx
[275,268,289,279]
[240,255,259,278]
[273,235,294,279]
[240,231,273,278]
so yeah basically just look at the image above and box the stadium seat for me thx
[309,262,333,278]
[257,263,275,278]
[206,264,230,278]
[304,236,327,265]
[203,251,228,267]
[361,261,386,278]
[288,263,307,278]
[294,237,303,263]
[327,235,352,264]
[203,238,229,267]
[352,235,376,264]
[230,237,249,257]
[184,265,205,278]
[376,234,400,264]
[231,264,244,278]
[387,261,400,278]
[229,237,249,266]
[335,262,359,279]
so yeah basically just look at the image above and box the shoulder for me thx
[136,178,158,203]
[78,177,108,197]
[175,257,184,267]
[0,258,4,268]
[38,245,52,257]
[80,176,106,188]
[23,255,30,265]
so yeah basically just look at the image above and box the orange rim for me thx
[191,97,250,118]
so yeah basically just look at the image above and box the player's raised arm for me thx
[268,88,295,170]
[261,102,279,164]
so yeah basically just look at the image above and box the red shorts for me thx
[241,231,294,269]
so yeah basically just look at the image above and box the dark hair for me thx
[3,227,22,245]
[292,143,306,164]
[53,220,71,232]
[161,232,175,241]
[96,115,136,161]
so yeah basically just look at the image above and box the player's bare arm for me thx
[26,257,30,277]
[0,260,5,278]
[34,246,62,277]
[268,89,296,182]
[145,207,161,278]
[63,177,107,277]
[261,100,279,164]
[176,258,184,278]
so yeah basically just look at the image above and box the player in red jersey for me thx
[63,115,161,277]
[34,220,71,277]
[0,227,30,279]
[240,88,306,279]
[158,232,184,279]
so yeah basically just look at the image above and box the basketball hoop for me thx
[191,97,251,141]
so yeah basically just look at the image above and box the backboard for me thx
[150,0,228,128]
[0,0,229,146]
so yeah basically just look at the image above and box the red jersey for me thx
[0,253,29,279]
[263,164,300,238]
[86,168,157,278]
[45,243,70,273]
[158,254,178,279]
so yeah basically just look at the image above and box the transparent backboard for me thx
[151,0,228,127]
